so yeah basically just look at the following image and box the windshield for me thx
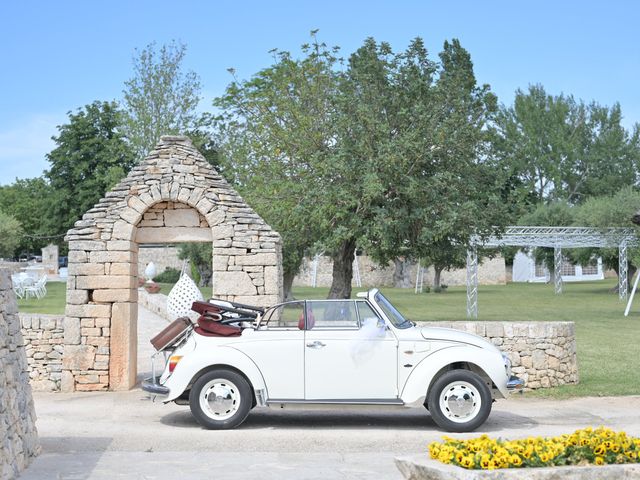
[374,292,413,329]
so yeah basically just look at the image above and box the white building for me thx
[512,250,603,283]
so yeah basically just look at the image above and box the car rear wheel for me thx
[427,369,492,432]
[189,369,252,429]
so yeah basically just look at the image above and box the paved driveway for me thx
[21,389,640,480]
[20,305,640,479]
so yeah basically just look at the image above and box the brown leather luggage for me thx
[150,317,192,351]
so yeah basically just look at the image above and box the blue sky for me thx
[1,1,639,185]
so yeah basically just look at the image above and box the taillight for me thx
[168,356,183,373]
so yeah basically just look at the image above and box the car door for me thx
[234,302,305,400]
[304,300,399,400]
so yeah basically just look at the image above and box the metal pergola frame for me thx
[466,226,639,319]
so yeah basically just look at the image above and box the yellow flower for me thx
[438,451,452,464]
[594,444,606,456]
[539,452,550,463]
[595,456,605,465]
[460,455,475,469]
[510,454,523,467]
[480,454,491,469]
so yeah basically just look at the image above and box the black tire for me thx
[189,369,252,429]
[427,369,492,433]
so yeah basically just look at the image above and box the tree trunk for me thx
[328,239,357,299]
[433,267,443,289]
[283,270,296,301]
[393,257,413,288]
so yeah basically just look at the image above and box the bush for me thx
[153,267,181,283]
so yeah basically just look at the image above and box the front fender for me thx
[162,345,267,402]
[400,344,508,406]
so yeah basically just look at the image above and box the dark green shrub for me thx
[153,267,181,283]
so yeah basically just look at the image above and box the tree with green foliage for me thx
[177,243,212,287]
[216,34,506,297]
[123,40,203,160]
[573,187,640,286]
[0,211,23,258]
[215,34,338,299]
[492,84,640,204]
[45,101,135,239]
[0,177,52,256]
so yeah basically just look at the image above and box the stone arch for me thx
[62,136,283,392]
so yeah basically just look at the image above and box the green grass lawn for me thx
[17,278,640,398]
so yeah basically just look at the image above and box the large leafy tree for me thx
[492,84,640,204]
[0,177,52,255]
[216,35,506,297]
[123,40,203,160]
[45,101,135,239]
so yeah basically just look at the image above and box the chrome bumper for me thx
[507,375,525,393]
[142,376,170,396]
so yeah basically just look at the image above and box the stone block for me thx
[67,263,105,276]
[485,323,504,338]
[66,289,89,305]
[213,271,257,296]
[127,195,148,214]
[109,303,138,391]
[108,263,135,276]
[68,240,106,251]
[107,240,135,251]
[119,208,142,225]
[135,226,212,243]
[89,251,132,264]
[111,220,135,240]
[68,250,88,263]
[62,345,96,370]
[63,318,81,345]
[211,224,234,240]
[164,208,200,227]
[92,289,137,303]
[205,209,226,226]
[76,275,136,290]
[263,266,281,295]
[235,253,278,266]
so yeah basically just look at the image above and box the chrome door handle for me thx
[306,341,326,348]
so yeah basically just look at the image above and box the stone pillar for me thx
[0,269,39,478]
[41,244,59,275]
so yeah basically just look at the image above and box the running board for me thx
[267,398,404,406]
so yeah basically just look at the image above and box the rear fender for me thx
[162,346,267,402]
[400,345,508,406]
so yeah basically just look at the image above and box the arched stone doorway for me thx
[62,136,283,392]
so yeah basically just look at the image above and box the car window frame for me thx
[305,299,360,331]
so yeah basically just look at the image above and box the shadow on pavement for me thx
[20,437,113,480]
[159,407,537,433]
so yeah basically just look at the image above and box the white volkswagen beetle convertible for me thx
[142,289,523,432]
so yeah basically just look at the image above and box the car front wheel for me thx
[427,369,492,433]
[189,369,252,429]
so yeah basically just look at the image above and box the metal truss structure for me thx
[465,226,639,319]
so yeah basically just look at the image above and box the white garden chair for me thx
[24,275,47,299]
[11,274,25,298]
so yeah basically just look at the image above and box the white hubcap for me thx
[200,378,241,421]
[439,381,481,423]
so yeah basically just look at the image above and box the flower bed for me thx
[428,427,639,470]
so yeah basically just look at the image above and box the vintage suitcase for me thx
[150,316,192,351]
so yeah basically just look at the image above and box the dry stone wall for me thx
[20,314,64,391]
[63,135,283,391]
[0,270,39,479]
[294,255,506,287]
[422,321,578,389]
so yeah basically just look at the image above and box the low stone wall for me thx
[0,270,39,478]
[422,321,578,389]
[138,289,171,322]
[20,314,65,392]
